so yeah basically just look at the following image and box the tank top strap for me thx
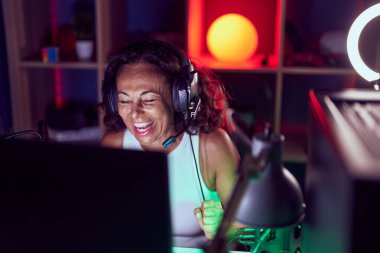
[176,133,220,202]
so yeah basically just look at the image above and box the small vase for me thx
[75,40,94,61]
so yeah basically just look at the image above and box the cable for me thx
[251,228,271,253]
[189,134,205,201]
[227,228,256,246]
[2,130,42,141]
[226,235,242,248]
[226,228,255,253]
[227,234,255,247]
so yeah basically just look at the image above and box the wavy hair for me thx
[101,39,231,134]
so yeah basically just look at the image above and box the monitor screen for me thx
[305,89,380,253]
[0,139,171,253]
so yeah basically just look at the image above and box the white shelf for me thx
[20,61,98,69]
[282,67,356,75]
[213,67,278,74]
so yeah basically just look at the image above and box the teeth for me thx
[134,122,152,128]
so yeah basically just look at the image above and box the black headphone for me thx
[101,40,200,123]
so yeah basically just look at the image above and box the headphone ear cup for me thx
[172,76,189,113]
[102,79,119,117]
[108,85,119,116]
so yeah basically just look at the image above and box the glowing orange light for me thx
[206,13,258,63]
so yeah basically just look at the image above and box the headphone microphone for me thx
[162,96,201,148]
[161,123,187,148]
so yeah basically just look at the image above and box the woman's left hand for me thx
[194,200,224,240]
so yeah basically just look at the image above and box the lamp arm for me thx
[205,171,249,253]
[205,150,269,253]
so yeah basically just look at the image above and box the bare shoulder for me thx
[200,128,240,161]
[100,130,124,148]
[199,128,240,204]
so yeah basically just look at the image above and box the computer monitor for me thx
[0,139,171,253]
[304,89,380,253]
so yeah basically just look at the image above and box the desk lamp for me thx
[347,3,380,90]
[206,125,305,253]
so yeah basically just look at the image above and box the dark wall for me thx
[0,2,12,134]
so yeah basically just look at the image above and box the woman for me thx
[100,39,240,248]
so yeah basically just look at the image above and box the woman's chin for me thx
[135,133,161,150]
[140,141,165,152]
[135,134,153,145]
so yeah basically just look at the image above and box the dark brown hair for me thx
[101,39,231,134]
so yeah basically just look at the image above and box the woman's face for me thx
[116,62,176,152]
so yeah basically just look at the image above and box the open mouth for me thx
[134,122,153,136]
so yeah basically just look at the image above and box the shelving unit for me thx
[187,0,364,162]
[1,0,126,133]
[2,0,370,161]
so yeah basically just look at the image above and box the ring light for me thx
[347,3,380,83]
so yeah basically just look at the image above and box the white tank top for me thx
[122,130,220,248]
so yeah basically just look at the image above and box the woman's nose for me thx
[131,101,144,117]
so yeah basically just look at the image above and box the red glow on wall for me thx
[188,0,204,57]
[50,0,63,108]
[308,90,333,139]
[188,0,280,69]
[54,68,63,109]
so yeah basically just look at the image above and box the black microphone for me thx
[162,97,201,148]
[162,120,192,148]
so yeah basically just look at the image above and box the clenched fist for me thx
[194,200,224,240]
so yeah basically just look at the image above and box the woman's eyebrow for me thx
[140,90,162,96]
[117,90,162,97]
[118,91,130,97]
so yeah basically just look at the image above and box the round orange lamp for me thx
[206,13,258,63]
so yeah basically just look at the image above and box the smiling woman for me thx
[116,63,175,151]
[99,39,242,248]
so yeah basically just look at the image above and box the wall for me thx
[0,2,11,134]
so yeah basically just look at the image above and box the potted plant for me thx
[72,0,95,61]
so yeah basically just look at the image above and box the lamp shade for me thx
[234,133,305,228]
